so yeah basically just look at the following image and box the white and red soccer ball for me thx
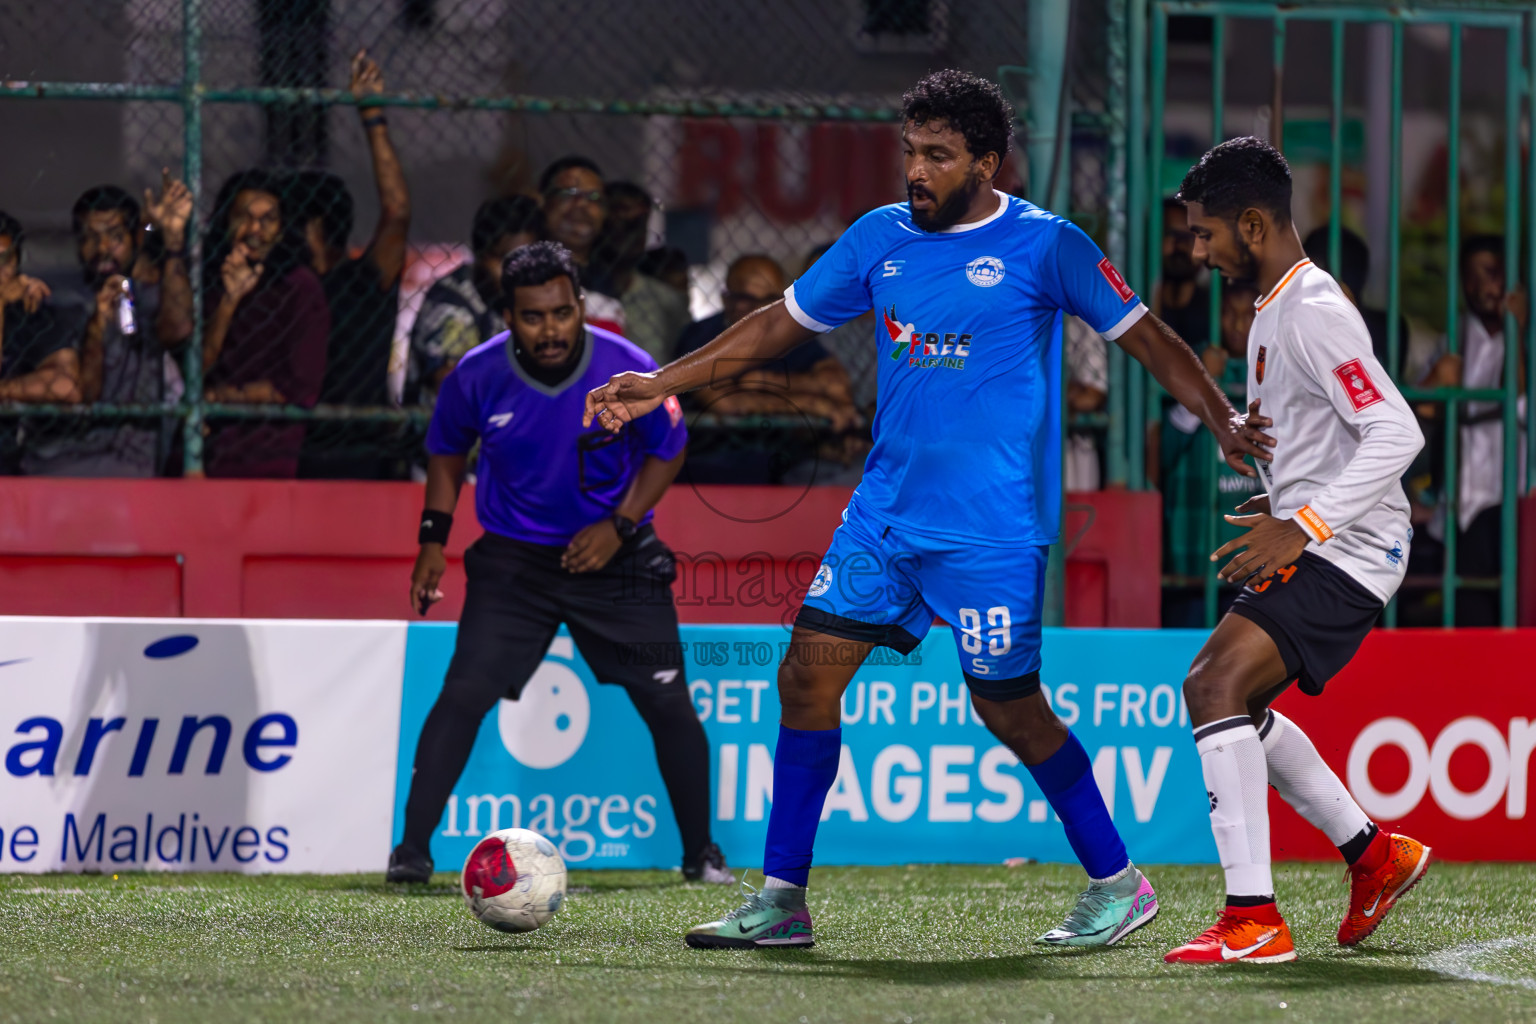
[460,828,567,933]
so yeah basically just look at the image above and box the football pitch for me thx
[3,864,1534,1024]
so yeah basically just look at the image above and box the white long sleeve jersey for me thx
[1247,259,1425,603]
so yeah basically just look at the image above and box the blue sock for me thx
[761,724,841,887]
[1027,731,1129,880]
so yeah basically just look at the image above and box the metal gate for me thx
[1123,2,1534,627]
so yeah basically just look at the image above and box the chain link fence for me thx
[0,0,1042,480]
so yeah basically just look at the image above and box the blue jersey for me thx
[426,326,687,545]
[786,192,1146,546]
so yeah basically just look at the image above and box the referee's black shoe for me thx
[386,844,434,884]
[682,843,733,884]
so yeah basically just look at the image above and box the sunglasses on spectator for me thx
[545,187,606,205]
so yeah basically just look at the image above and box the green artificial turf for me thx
[2,863,1533,1023]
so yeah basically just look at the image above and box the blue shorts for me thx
[795,504,1047,700]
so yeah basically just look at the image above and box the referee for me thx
[387,241,730,884]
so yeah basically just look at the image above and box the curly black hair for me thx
[1177,136,1293,224]
[901,69,1014,164]
[500,239,582,308]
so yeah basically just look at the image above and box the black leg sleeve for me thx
[401,685,495,854]
[625,681,714,864]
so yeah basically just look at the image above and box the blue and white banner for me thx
[0,618,406,873]
[396,624,1217,871]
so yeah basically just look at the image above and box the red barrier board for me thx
[0,480,1160,626]
[1270,628,1536,861]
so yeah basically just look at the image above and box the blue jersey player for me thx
[586,71,1267,950]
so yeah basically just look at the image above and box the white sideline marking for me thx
[1420,938,1536,990]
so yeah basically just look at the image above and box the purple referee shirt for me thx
[426,326,687,546]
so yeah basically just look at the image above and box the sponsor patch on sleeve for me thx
[1332,358,1385,412]
[1097,257,1136,303]
[664,395,684,428]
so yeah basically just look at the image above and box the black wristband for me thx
[362,112,388,128]
[419,510,452,546]
[612,514,638,541]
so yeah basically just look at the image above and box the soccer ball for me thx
[460,828,567,933]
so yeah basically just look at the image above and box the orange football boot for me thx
[1164,907,1297,964]
[1338,832,1431,946]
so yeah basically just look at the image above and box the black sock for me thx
[1338,823,1380,866]
[401,692,486,854]
[627,682,713,864]
[1225,893,1276,908]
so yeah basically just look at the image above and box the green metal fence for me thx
[1125,1,1534,627]
[1,0,1031,480]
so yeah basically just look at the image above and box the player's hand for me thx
[1233,492,1272,516]
[1211,512,1310,585]
[584,371,666,433]
[410,543,448,616]
[1219,398,1275,478]
[562,519,622,573]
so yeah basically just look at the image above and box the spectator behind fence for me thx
[1302,225,1404,368]
[1156,196,1210,349]
[798,241,878,417]
[1063,315,1107,492]
[200,169,330,478]
[1156,283,1263,626]
[25,178,194,477]
[591,181,690,365]
[407,196,541,408]
[674,255,858,484]
[1421,234,1528,625]
[291,49,412,478]
[538,155,626,334]
[0,211,78,473]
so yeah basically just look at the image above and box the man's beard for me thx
[1224,244,1261,287]
[83,256,128,289]
[909,174,983,233]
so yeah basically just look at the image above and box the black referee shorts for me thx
[1228,551,1384,696]
[443,526,686,713]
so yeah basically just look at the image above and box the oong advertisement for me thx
[0,618,405,873]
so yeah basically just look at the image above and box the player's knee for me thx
[1181,667,1232,720]
[776,658,840,725]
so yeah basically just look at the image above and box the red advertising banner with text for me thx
[1270,629,1535,861]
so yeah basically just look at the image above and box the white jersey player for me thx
[1164,137,1431,965]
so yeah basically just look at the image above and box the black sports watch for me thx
[612,514,638,541]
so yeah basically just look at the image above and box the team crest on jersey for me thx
[883,306,973,370]
[965,256,1006,288]
[807,563,834,598]
[1255,345,1267,384]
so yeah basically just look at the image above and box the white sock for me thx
[1195,716,1273,899]
[763,875,804,891]
[1260,709,1371,846]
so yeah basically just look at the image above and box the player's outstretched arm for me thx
[584,300,815,432]
[1113,312,1273,477]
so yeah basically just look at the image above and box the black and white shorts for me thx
[1228,551,1384,696]
[442,526,684,712]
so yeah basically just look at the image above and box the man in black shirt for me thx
[0,211,80,473]
[294,49,411,478]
